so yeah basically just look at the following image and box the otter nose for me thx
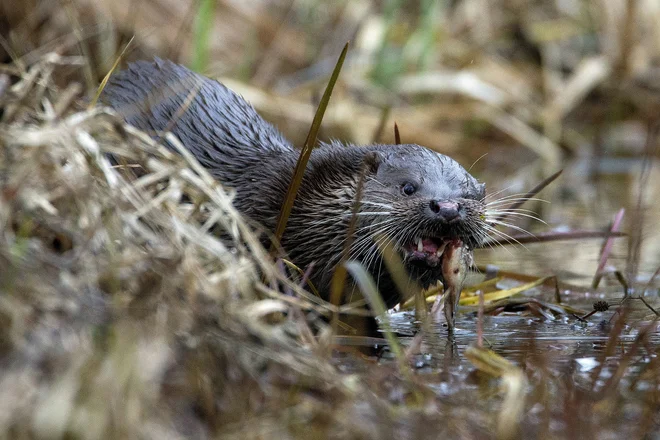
[429,200,460,222]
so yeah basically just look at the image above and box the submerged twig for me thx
[592,208,625,289]
[626,121,660,284]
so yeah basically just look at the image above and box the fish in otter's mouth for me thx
[399,201,484,272]
[404,237,447,268]
[389,197,486,283]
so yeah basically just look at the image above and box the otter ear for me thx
[362,151,382,174]
[478,183,486,200]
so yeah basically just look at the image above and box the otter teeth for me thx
[417,237,423,252]
[436,242,447,258]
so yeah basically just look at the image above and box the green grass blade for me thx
[272,42,349,248]
[192,0,216,72]
[89,36,135,110]
[344,261,405,361]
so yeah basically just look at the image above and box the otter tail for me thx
[101,58,294,164]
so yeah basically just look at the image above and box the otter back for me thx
[101,58,294,186]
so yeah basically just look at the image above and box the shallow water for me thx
[336,293,655,438]
[388,306,659,371]
[353,287,660,437]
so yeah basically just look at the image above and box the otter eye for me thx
[401,182,416,196]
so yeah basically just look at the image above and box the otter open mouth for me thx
[403,237,449,268]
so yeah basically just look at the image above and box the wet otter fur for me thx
[101,59,487,309]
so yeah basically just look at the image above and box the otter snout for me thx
[428,200,462,223]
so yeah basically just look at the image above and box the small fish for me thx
[431,239,472,333]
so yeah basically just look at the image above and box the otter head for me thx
[357,144,486,293]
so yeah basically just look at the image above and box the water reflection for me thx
[384,306,659,385]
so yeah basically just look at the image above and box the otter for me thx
[101,59,487,309]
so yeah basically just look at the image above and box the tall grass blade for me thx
[272,43,349,248]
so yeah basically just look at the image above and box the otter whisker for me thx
[472,223,500,252]
[365,176,387,188]
[487,219,537,238]
[474,227,499,252]
[363,223,402,250]
[486,215,546,226]
[359,227,407,269]
[480,225,522,254]
[364,195,397,205]
[360,201,394,209]
[301,216,350,227]
[484,223,531,246]
[485,197,549,206]
[353,221,397,237]
[490,170,562,223]
[353,239,385,274]
[481,185,519,202]
[349,230,393,261]
[352,212,393,217]
[485,211,544,222]
[486,207,541,214]
[486,211,547,225]
[346,222,400,262]
[484,189,549,202]
[486,193,541,202]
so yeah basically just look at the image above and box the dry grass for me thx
[0,53,352,439]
